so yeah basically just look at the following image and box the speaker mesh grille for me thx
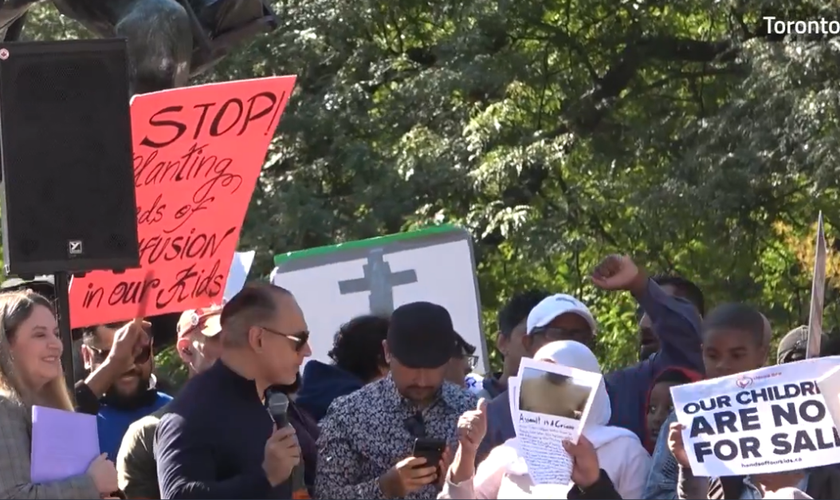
[0,40,139,275]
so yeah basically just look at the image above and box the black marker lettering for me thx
[193,102,214,140]
[137,194,167,226]
[241,91,277,135]
[139,226,237,265]
[210,98,244,136]
[140,106,187,148]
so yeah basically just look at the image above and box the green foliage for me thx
[22,0,840,372]
[155,346,189,392]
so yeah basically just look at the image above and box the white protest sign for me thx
[511,358,600,485]
[270,225,487,371]
[223,251,256,301]
[817,364,840,431]
[672,357,840,477]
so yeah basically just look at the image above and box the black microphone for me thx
[265,387,291,428]
[264,386,307,497]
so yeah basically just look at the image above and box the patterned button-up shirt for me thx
[315,374,477,499]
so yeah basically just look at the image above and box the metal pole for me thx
[53,272,75,392]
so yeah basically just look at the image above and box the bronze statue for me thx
[0,0,277,94]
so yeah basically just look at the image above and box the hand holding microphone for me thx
[263,426,300,486]
[263,387,304,488]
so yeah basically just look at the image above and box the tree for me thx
[22,0,840,373]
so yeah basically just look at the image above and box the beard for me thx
[103,370,151,407]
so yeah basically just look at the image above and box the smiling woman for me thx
[0,291,70,410]
[0,290,118,498]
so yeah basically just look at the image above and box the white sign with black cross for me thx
[270,225,488,372]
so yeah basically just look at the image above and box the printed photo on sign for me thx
[510,358,601,486]
[519,367,592,420]
[671,357,840,478]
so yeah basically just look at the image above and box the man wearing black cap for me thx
[315,301,478,499]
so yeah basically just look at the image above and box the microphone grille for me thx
[266,389,289,414]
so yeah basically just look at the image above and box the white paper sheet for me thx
[224,250,256,301]
[817,364,840,430]
[510,358,601,486]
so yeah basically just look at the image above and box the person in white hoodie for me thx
[440,340,651,499]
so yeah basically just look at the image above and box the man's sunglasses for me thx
[88,344,152,365]
[260,326,309,352]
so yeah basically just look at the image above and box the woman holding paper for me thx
[0,290,118,499]
[439,340,651,499]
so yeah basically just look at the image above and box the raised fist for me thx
[591,255,645,292]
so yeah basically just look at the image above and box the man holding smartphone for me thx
[315,302,478,499]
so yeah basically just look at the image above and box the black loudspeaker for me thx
[0,39,139,277]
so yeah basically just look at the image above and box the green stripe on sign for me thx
[273,224,463,266]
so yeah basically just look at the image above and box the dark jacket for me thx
[156,361,294,499]
[805,466,840,499]
[475,372,505,400]
[288,400,319,493]
[569,470,623,499]
[296,361,364,422]
[604,279,703,443]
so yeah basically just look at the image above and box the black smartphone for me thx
[412,438,446,469]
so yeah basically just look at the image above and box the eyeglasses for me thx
[465,355,478,370]
[260,326,310,352]
[88,344,152,365]
[531,327,590,343]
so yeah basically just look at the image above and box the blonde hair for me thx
[0,290,73,411]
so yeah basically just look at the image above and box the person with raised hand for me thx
[480,255,703,462]
[441,341,650,499]
[590,255,703,443]
[445,398,489,487]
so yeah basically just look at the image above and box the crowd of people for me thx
[0,254,836,499]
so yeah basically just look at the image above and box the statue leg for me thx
[114,0,192,94]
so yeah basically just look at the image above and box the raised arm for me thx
[592,256,702,376]
[0,398,100,499]
[634,278,703,374]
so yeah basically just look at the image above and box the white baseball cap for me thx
[526,294,597,335]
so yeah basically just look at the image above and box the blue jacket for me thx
[296,360,365,422]
[478,279,703,458]
[98,391,171,460]
[643,411,680,499]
